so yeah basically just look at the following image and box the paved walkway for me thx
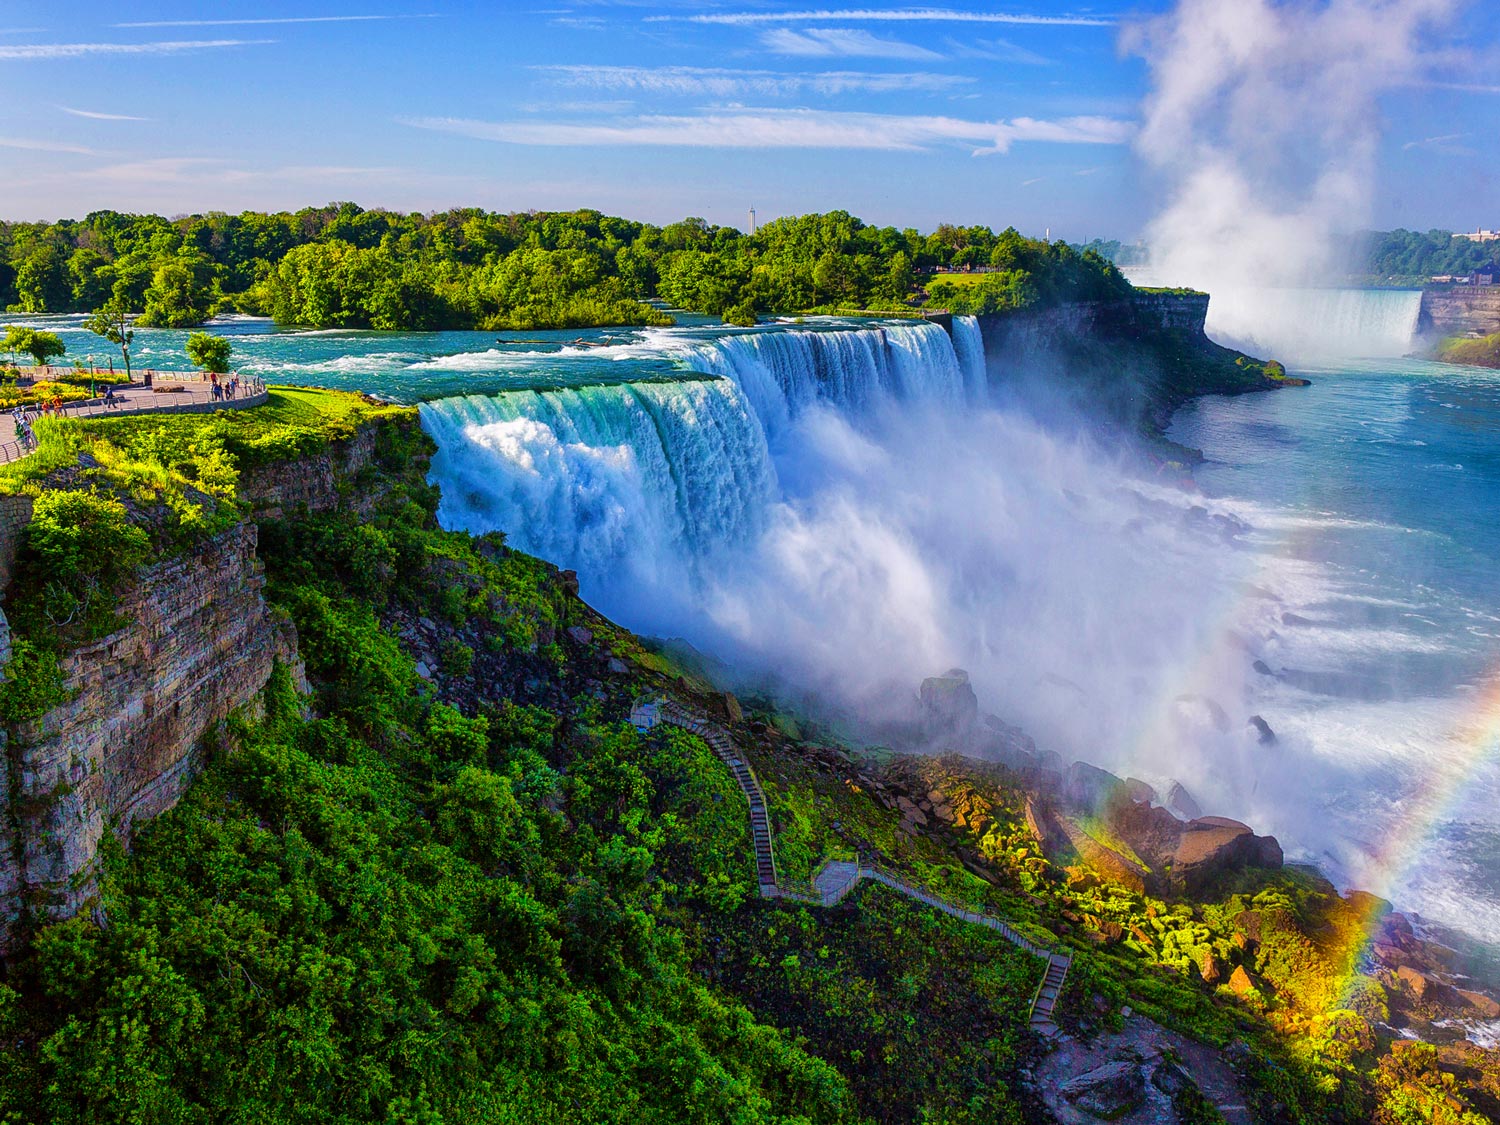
[632,696,1074,1038]
[0,376,268,464]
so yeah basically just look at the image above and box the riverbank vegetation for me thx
[0,204,1128,331]
[1352,229,1500,286]
[1435,332,1500,369]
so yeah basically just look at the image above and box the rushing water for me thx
[7,306,1500,970]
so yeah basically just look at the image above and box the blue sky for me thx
[0,1,1495,239]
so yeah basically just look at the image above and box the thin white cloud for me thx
[536,63,969,96]
[945,36,1052,64]
[1428,81,1500,94]
[657,8,1114,27]
[0,136,96,155]
[1402,131,1476,154]
[113,15,436,28]
[60,105,149,121]
[0,39,272,61]
[401,107,1132,154]
[762,27,941,59]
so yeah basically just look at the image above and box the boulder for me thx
[566,625,593,645]
[1397,966,1432,1000]
[1198,949,1224,985]
[1170,816,1282,894]
[1252,659,1275,676]
[1247,714,1277,745]
[1059,1060,1145,1119]
[1165,781,1203,820]
[918,668,978,732]
[1064,760,1126,813]
[710,692,743,724]
[1151,1059,1194,1097]
[1459,990,1500,1019]
[1228,965,1258,998]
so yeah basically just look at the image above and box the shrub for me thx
[184,332,233,374]
[20,489,151,638]
[0,639,70,721]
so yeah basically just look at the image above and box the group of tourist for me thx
[209,373,243,401]
[9,406,37,452]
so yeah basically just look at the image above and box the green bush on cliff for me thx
[0,639,69,722]
[17,489,150,641]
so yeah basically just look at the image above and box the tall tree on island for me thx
[185,332,232,374]
[84,299,140,386]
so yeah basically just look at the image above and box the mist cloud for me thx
[1127,0,1460,290]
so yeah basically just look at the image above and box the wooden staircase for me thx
[638,697,1075,1039]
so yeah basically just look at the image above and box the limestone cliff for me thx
[0,413,425,950]
[975,291,1303,452]
[1419,286,1500,338]
[0,523,299,945]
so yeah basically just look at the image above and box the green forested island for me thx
[0,205,1129,331]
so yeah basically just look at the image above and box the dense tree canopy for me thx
[0,204,1131,331]
[1351,228,1500,283]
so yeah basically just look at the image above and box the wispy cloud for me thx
[402,107,1132,154]
[113,15,436,28]
[945,36,1052,64]
[656,8,1114,27]
[60,105,149,121]
[1428,81,1500,94]
[1402,131,1476,154]
[0,136,96,155]
[0,39,271,61]
[537,63,969,96]
[762,28,940,59]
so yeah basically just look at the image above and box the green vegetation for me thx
[184,331,233,373]
[1435,332,1500,369]
[0,204,1131,331]
[1,325,65,368]
[0,391,1482,1123]
[83,300,134,381]
[1353,228,1500,285]
[922,231,1130,315]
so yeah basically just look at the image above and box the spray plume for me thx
[1127,0,1459,292]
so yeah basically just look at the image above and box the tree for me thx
[139,260,208,327]
[84,300,139,385]
[185,332,232,374]
[2,326,67,370]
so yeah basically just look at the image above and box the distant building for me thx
[1457,229,1500,242]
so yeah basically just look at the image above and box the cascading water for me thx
[424,378,774,618]
[660,319,977,444]
[422,318,981,634]
[1204,287,1424,360]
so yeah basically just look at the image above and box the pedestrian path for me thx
[0,375,268,465]
[631,696,1074,1038]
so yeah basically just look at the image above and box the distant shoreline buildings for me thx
[1456,229,1499,243]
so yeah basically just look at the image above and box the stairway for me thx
[645,697,1072,1038]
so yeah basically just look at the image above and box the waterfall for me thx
[1204,287,1423,360]
[423,378,775,603]
[951,315,988,402]
[662,321,969,444]
[421,319,979,628]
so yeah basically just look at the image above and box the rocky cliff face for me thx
[973,291,1296,446]
[0,523,299,946]
[1419,287,1500,338]
[0,416,423,950]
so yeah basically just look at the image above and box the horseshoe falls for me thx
[1206,287,1424,360]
